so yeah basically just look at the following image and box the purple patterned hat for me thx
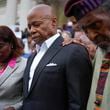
[64,0,104,20]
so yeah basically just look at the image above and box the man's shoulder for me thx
[63,43,87,51]
[62,43,90,58]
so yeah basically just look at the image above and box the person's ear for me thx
[51,16,57,27]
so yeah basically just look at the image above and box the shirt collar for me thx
[35,33,60,52]
[45,33,60,49]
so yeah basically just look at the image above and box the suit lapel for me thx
[29,36,63,93]
[0,58,20,86]
[24,52,37,96]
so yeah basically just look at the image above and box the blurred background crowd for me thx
[0,0,110,56]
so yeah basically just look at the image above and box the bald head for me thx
[27,4,56,19]
[27,4,58,44]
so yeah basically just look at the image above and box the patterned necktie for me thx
[94,52,110,110]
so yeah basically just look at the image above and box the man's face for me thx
[79,12,110,49]
[85,27,110,49]
[27,12,56,45]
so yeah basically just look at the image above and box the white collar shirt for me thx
[28,33,60,91]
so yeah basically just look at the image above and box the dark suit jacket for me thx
[22,36,93,110]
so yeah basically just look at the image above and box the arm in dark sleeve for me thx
[66,44,93,110]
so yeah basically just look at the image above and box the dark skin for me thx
[63,10,110,60]
[62,31,97,60]
[0,40,12,71]
[0,44,15,110]
[27,5,96,60]
[0,41,12,63]
[27,4,57,46]
[78,9,110,50]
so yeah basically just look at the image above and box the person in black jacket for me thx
[22,4,93,110]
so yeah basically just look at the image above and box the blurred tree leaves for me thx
[0,0,6,7]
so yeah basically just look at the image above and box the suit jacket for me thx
[22,36,93,110]
[0,57,27,110]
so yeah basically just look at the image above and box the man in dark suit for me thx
[22,4,93,110]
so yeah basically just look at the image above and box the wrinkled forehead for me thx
[27,10,43,21]
[78,10,110,26]
[27,6,52,20]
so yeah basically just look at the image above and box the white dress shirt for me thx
[28,33,60,91]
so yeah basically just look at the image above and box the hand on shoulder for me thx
[4,107,15,110]
[62,31,97,60]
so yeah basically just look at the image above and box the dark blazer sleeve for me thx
[65,44,93,110]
